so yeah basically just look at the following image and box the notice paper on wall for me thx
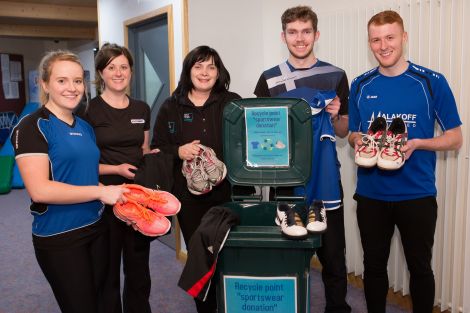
[3,82,19,99]
[9,61,23,82]
[1,54,21,99]
[1,54,10,84]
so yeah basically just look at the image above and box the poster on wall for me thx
[28,70,39,103]
[9,61,23,82]
[1,54,21,100]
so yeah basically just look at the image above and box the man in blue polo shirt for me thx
[348,10,462,313]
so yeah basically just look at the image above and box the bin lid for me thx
[223,98,312,187]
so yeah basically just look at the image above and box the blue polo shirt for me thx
[11,106,104,236]
[349,62,462,201]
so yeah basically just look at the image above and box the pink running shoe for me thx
[122,184,181,216]
[113,199,171,237]
[198,144,227,186]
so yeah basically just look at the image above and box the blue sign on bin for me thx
[245,106,289,168]
[224,275,297,313]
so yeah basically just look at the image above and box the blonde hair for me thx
[38,50,86,105]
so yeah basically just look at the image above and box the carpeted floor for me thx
[0,189,410,313]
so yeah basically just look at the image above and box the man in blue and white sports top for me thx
[255,6,351,313]
[348,10,462,313]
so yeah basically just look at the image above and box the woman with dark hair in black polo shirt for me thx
[152,45,240,313]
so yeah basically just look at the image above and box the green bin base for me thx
[216,202,321,313]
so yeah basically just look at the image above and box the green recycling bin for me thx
[215,98,321,313]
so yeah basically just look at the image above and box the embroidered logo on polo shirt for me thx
[183,113,193,122]
[69,132,83,136]
[168,122,175,134]
[131,119,145,124]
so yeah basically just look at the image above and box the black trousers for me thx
[103,206,152,313]
[355,195,437,313]
[34,227,108,313]
[178,202,218,313]
[317,206,352,313]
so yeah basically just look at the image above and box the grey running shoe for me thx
[182,157,212,195]
[198,144,227,186]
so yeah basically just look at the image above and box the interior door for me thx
[128,14,176,249]
[128,15,170,139]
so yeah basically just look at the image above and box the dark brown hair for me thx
[173,45,230,97]
[94,43,134,92]
[281,6,318,32]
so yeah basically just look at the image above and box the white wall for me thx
[187,0,371,98]
[69,41,98,99]
[97,0,186,89]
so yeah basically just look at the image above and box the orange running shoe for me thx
[122,184,181,216]
[114,199,171,237]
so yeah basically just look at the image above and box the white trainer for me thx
[306,200,327,234]
[275,202,308,240]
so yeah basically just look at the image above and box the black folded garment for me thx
[134,152,175,192]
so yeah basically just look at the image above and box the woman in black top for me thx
[82,43,155,313]
[152,46,240,313]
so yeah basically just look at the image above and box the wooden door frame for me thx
[123,2,189,262]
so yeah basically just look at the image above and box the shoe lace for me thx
[308,209,316,223]
[190,160,210,189]
[125,200,152,221]
[358,133,380,153]
[124,187,168,208]
[382,132,406,159]
[284,209,303,227]
[309,202,326,223]
[203,156,218,176]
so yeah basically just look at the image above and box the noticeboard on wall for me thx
[0,53,26,116]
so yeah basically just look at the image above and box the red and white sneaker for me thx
[377,117,407,170]
[198,144,227,186]
[355,116,387,168]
